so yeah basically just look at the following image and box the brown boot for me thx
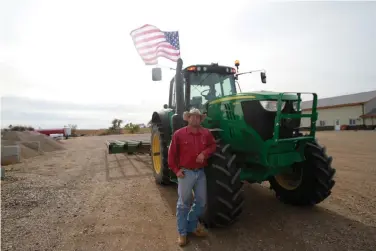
[191,223,208,237]
[178,235,187,246]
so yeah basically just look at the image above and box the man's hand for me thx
[176,169,185,178]
[196,152,205,164]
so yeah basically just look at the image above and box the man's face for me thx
[188,114,202,127]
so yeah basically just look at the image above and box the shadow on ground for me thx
[156,183,376,251]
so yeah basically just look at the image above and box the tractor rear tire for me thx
[150,124,171,185]
[269,141,336,206]
[200,141,245,228]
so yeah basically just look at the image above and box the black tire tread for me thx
[201,139,245,228]
[269,140,336,206]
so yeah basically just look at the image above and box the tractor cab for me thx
[152,61,240,133]
[183,64,238,111]
[161,64,236,113]
[152,60,266,115]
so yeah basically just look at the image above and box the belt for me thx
[180,166,205,172]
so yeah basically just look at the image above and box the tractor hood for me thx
[236,91,299,100]
[208,91,299,105]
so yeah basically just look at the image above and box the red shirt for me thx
[168,126,217,175]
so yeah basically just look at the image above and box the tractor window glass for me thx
[220,77,235,96]
[215,83,222,97]
[188,73,236,109]
[189,82,209,109]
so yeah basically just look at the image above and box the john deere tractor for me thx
[149,58,336,228]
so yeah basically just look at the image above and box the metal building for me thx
[300,90,376,130]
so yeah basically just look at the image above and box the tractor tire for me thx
[269,141,336,206]
[200,140,245,228]
[150,124,171,185]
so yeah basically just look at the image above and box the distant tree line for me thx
[100,118,142,135]
[2,125,35,132]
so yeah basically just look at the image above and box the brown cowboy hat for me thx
[183,108,207,121]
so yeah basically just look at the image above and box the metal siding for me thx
[301,105,363,127]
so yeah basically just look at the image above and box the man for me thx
[168,108,217,246]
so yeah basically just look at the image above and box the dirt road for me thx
[2,131,376,251]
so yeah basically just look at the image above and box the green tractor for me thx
[149,58,336,228]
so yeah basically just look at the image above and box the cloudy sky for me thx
[1,0,375,129]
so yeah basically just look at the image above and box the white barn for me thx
[300,90,376,130]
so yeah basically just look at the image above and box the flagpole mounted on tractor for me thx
[130,24,182,80]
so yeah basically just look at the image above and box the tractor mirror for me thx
[261,72,267,84]
[152,68,162,81]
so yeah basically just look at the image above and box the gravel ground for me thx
[1,131,376,251]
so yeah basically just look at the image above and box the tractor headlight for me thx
[259,100,286,112]
[292,101,301,111]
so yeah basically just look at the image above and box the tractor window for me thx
[188,72,236,109]
[221,77,234,96]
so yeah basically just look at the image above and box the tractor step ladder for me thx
[106,140,151,155]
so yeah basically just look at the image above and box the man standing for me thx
[168,108,217,246]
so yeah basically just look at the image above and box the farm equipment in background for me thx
[149,58,336,228]
[36,127,72,139]
[107,140,151,154]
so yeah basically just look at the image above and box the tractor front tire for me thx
[269,141,336,206]
[150,124,171,185]
[201,141,245,228]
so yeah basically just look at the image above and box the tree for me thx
[107,118,123,135]
[124,123,140,134]
[111,119,118,130]
[5,125,34,131]
[117,119,123,129]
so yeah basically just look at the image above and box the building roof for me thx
[301,90,376,110]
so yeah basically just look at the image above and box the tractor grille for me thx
[224,103,236,120]
[241,100,301,141]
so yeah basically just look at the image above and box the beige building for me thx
[300,90,376,130]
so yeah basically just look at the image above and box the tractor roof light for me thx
[235,60,240,67]
[187,66,196,72]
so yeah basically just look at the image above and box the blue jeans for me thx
[176,168,207,236]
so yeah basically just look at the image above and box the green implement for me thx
[107,140,151,155]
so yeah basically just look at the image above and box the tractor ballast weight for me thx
[149,58,336,228]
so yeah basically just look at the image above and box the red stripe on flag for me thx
[132,29,162,39]
[137,44,179,56]
[130,24,180,65]
[137,42,176,51]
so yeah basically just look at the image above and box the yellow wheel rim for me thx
[274,166,303,191]
[152,133,162,174]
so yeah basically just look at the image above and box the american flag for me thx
[130,24,181,65]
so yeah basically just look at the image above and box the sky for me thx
[1,0,376,129]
